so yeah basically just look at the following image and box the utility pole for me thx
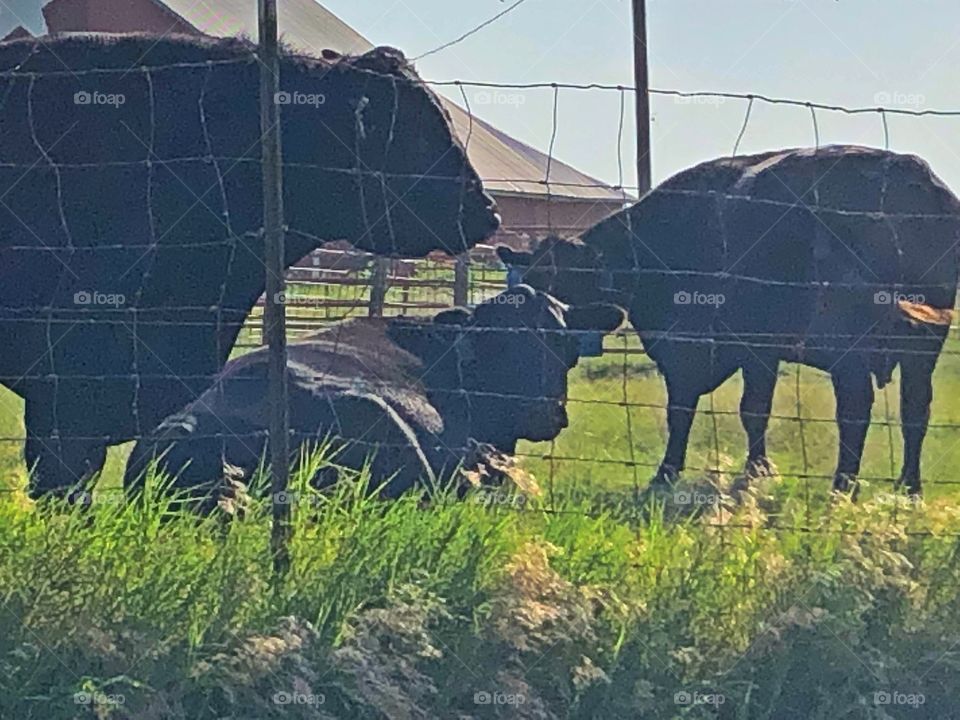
[258,0,291,575]
[632,0,652,194]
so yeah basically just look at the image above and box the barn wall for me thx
[43,0,197,35]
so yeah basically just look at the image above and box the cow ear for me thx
[497,246,532,267]
[565,303,626,333]
[434,307,472,326]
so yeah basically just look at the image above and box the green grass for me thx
[519,329,960,507]
[4,323,960,717]
[3,459,960,718]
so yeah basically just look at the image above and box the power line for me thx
[413,0,533,62]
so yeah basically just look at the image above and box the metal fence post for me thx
[258,0,291,575]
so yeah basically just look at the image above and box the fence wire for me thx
[1,37,960,551]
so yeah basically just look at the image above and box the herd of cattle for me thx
[1,34,958,507]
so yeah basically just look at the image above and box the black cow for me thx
[499,146,960,496]
[123,286,624,504]
[0,33,499,497]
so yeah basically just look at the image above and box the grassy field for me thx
[3,319,960,717]
[520,329,960,508]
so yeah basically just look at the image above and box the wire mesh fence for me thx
[236,244,509,347]
[1,30,960,552]
[0,12,960,714]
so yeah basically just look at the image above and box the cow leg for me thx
[24,398,107,501]
[830,366,874,497]
[654,381,701,485]
[897,354,936,497]
[740,359,779,478]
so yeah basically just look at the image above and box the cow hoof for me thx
[635,464,681,507]
[894,475,923,501]
[831,472,860,501]
[744,455,778,480]
[651,464,681,488]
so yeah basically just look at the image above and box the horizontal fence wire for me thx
[1,45,960,538]
[429,80,960,117]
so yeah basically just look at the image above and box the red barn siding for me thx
[43,0,197,35]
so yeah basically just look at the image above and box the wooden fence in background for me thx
[238,244,509,348]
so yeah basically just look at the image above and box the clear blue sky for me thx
[323,0,960,193]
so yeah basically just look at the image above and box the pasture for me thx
[523,330,960,507]
[3,305,960,718]
[7,283,960,504]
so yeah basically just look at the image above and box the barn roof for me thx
[156,0,625,203]
[159,0,372,57]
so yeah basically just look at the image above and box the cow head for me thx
[432,285,624,450]
[282,47,500,258]
[497,235,627,308]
